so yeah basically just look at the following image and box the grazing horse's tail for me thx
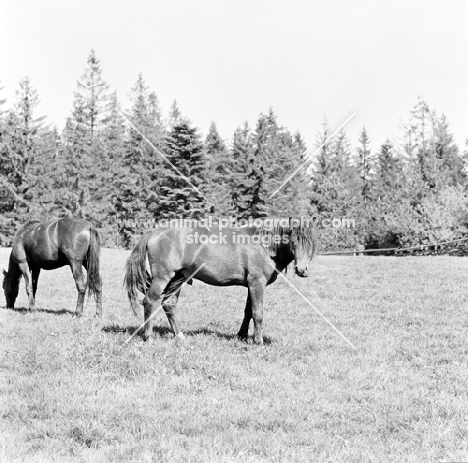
[87,226,102,301]
[124,232,152,318]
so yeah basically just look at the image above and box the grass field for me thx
[1,247,468,462]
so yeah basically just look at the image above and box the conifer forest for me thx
[1,50,467,251]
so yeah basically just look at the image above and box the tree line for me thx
[1,50,467,250]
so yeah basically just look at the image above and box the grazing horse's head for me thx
[258,217,319,277]
[2,269,19,308]
[290,229,317,278]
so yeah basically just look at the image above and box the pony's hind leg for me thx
[162,276,186,340]
[95,286,103,318]
[82,260,102,318]
[70,260,86,316]
[142,277,172,341]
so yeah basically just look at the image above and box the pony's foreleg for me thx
[237,294,252,341]
[70,260,86,316]
[18,262,35,311]
[247,278,266,345]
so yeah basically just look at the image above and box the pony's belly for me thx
[191,264,247,287]
[38,260,66,270]
[195,274,247,287]
[26,253,67,270]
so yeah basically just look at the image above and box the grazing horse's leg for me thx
[95,283,103,318]
[162,277,185,339]
[248,277,266,345]
[237,294,252,341]
[31,267,40,301]
[18,262,35,311]
[70,260,86,316]
[82,260,102,318]
[142,276,173,341]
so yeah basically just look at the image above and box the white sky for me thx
[1,0,467,151]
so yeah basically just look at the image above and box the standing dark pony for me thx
[2,218,102,316]
[125,218,318,344]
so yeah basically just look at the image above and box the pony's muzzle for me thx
[295,267,309,278]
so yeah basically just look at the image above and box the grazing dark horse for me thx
[2,218,102,316]
[125,218,318,344]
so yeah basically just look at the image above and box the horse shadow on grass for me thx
[102,324,273,345]
[102,324,172,338]
[3,306,77,316]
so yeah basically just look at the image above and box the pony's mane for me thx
[20,219,41,229]
[256,218,318,257]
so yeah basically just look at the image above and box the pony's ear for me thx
[266,248,278,257]
[2,269,6,277]
[260,239,279,257]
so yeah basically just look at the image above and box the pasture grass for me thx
[1,248,468,462]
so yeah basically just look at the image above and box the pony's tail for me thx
[124,232,152,318]
[86,226,102,301]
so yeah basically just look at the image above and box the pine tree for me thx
[243,111,279,219]
[356,126,374,202]
[115,75,163,246]
[329,129,360,214]
[32,126,61,220]
[431,113,465,187]
[55,51,111,220]
[159,119,205,219]
[401,97,436,189]
[167,100,182,129]
[204,121,233,215]
[376,139,404,194]
[314,118,334,178]
[0,111,25,240]
[230,122,253,219]
[309,118,337,214]
[102,91,126,162]
[0,78,47,242]
[266,124,310,216]
[309,123,361,233]
[288,132,312,216]
[332,129,352,175]
[58,107,91,218]
[73,49,110,140]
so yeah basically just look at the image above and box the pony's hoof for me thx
[174,332,185,344]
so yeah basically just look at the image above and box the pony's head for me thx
[258,217,319,277]
[2,269,19,309]
[289,218,318,278]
